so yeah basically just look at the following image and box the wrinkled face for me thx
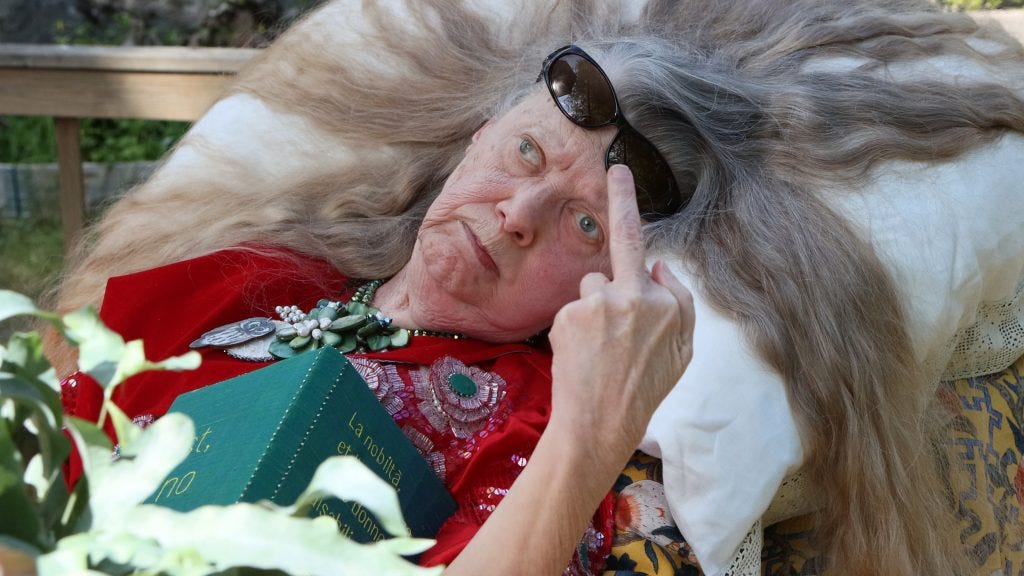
[407,91,619,342]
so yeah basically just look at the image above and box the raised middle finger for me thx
[606,165,648,283]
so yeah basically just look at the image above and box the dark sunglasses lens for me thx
[608,129,685,219]
[547,53,617,127]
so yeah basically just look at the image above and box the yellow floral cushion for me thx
[606,354,1024,575]
[604,452,703,575]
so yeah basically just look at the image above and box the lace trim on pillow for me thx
[942,274,1024,380]
[721,472,815,576]
[724,519,763,576]
[763,472,816,526]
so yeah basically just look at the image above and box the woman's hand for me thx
[445,166,694,575]
[548,164,695,457]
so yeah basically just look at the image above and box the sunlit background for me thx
[0,0,326,340]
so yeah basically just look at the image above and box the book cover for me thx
[144,346,456,543]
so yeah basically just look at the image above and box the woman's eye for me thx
[574,212,601,241]
[518,137,541,165]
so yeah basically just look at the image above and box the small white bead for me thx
[312,328,323,340]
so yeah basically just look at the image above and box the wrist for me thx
[542,414,639,486]
[548,394,646,448]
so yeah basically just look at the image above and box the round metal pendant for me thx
[224,333,277,362]
[190,317,277,349]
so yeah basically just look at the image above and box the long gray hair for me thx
[587,2,1024,572]
[52,1,1024,573]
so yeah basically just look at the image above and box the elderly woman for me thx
[53,0,1024,575]
[59,40,695,575]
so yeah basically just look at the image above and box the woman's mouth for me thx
[462,222,499,275]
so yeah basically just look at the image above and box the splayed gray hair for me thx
[52,1,1024,574]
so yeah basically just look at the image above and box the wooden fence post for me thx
[54,117,85,253]
[0,44,260,254]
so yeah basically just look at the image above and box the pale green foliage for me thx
[0,291,42,323]
[0,289,442,576]
[60,303,201,427]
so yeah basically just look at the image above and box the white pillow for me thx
[639,263,803,576]
[641,132,1024,576]
[830,133,1024,383]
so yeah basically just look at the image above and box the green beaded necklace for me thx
[268,279,465,359]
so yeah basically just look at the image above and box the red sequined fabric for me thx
[58,246,612,573]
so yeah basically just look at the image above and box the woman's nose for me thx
[495,189,547,246]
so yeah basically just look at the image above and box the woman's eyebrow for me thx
[530,128,587,172]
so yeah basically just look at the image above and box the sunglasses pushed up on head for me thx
[538,44,688,220]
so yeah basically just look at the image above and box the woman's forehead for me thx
[500,92,615,170]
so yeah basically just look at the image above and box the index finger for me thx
[606,164,647,280]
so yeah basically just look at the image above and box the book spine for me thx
[253,351,390,543]
[234,354,324,505]
[312,359,457,541]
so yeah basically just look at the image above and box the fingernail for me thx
[652,259,665,276]
[608,164,631,180]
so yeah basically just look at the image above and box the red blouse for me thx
[60,246,612,573]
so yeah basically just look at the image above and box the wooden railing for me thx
[0,44,260,252]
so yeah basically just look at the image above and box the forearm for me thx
[443,419,631,575]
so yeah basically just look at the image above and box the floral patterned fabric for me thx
[604,452,703,575]
[606,353,1024,576]
[763,354,1024,575]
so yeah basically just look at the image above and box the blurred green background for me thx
[0,0,322,341]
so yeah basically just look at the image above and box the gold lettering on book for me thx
[351,501,385,541]
[309,496,354,539]
[303,411,409,541]
[152,425,214,502]
[308,496,389,542]
[193,426,213,453]
[345,412,403,490]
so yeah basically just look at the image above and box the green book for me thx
[145,346,456,543]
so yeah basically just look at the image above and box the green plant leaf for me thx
[2,331,58,391]
[0,420,44,549]
[0,367,70,515]
[35,533,96,575]
[56,476,91,542]
[0,333,63,438]
[4,293,441,575]
[104,402,139,455]
[62,305,200,411]
[71,413,193,526]
[101,503,442,576]
[23,453,46,495]
[62,307,127,385]
[0,374,60,431]
[290,456,411,538]
[109,340,201,390]
[0,290,60,326]
[0,290,38,323]
[36,459,73,543]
